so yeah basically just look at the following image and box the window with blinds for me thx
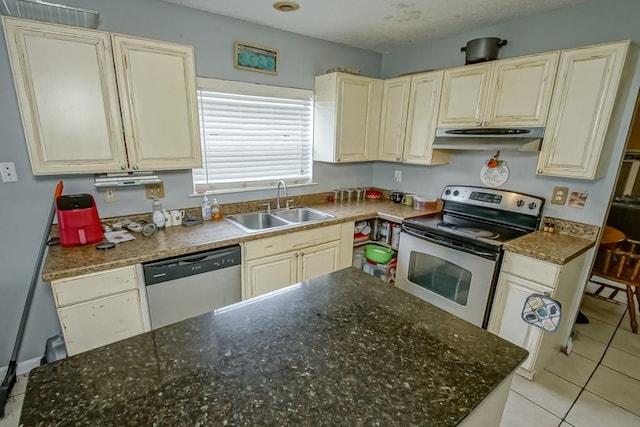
[193,78,313,192]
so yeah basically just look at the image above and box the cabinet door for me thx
[485,52,559,127]
[245,252,298,298]
[537,41,629,179]
[378,77,411,162]
[488,273,552,372]
[336,75,381,162]
[58,290,145,356]
[437,63,492,128]
[299,241,340,281]
[404,71,449,165]
[111,35,202,171]
[2,17,126,175]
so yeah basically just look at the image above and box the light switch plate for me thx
[551,186,568,205]
[146,183,165,199]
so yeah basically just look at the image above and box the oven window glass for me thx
[407,251,471,306]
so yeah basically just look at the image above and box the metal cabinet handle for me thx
[295,253,299,258]
[300,252,304,256]
[537,169,543,174]
[120,165,126,170]
[476,121,482,126]
[133,165,139,170]
[483,121,489,127]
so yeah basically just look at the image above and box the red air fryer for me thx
[56,194,104,247]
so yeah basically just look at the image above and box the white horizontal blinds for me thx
[193,79,313,192]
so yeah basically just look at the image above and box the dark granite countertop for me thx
[21,268,527,426]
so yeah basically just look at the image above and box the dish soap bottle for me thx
[211,197,222,221]
[201,193,212,221]
[152,197,166,230]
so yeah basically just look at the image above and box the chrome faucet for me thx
[276,180,288,209]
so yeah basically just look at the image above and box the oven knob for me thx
[516,199,525,207]
[453,190,460,197]
[528,202,537,210]
[444,189,451,196]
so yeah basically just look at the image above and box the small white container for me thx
[413,195,437,211]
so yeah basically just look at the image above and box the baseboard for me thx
[0,357,41,378]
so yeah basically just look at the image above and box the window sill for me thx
[189,182,319,197]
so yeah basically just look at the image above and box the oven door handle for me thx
[402,229,497,260]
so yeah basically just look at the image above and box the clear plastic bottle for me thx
[152,198,166,230]
[201,193,212,221]
[211,197,222,221]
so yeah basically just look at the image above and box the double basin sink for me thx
[226,207,334,233]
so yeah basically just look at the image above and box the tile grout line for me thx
[560,308,627,423]
[509,388,564,421]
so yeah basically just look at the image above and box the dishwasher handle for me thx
[176,247,239,266]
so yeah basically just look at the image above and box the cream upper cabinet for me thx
[404,71,449,165]
[537,41,630,179]
[314,72,382,162]
[2,17,126,175]
[2,17,201,175]
[111,35,201,171]
[437,63,492,128]
[378,76,411,162]
[485,52,559,127]
[438,52,559,129]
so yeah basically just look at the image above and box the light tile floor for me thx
[500,294,640,427]
[1,296,638,426]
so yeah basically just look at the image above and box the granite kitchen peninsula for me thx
[20,268,527,426]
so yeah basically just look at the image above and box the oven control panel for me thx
[441,186,544,216]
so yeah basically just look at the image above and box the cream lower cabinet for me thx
[2,17,200,175]
[314,72,382,163]
[537,41,631,179]
[51,265,150,356]
[438,52,559,128]
[243,223,354,298]
[489,251,588,380]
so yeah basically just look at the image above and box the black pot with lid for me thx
[461,37,507,64]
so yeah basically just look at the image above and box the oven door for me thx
[396,231,499,327]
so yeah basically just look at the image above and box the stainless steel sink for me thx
[225,212,289,233]
[271,207,333,223]
[225,207,334,233]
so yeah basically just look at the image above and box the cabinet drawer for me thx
[501,252,560,287]
[52,265,138,307]
[245,225,341,260]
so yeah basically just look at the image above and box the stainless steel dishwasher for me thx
[143,245,241,329]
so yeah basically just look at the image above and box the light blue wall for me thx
[0,0,380,369]
[376,0,640,226]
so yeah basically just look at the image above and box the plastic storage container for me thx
[413,195,438,211]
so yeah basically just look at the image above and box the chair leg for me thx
[627,286,638,334]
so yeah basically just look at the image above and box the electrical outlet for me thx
[394,170,402,183]
[550,186,568,205]
[146,183,165,199]
[0,162,18,182]
[104,188,118,203]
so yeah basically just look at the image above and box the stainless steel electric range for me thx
[396,185,545,328]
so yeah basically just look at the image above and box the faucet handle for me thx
[262,202,271,213]
[286,199,294,209]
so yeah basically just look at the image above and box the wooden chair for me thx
[589,238,640,333]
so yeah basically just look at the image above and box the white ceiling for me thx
[160,0,587,52]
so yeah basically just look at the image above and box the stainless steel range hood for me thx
[432,127,544,152]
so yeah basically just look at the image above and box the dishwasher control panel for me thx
[143,245,241,285]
